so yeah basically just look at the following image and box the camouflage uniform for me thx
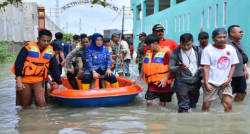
[75,47,86,70]
[137,42,146,73]
[110,40,123,73]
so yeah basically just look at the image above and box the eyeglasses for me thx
[238,31,243,34]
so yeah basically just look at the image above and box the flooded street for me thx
[1,62,250,134]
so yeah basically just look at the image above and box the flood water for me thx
[1,61,250,134]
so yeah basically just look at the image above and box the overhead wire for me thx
[102,13,120,30]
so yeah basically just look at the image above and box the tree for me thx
[92,0,110,7]
[0,0,22,12]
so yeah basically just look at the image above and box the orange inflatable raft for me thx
[48,77,144,107]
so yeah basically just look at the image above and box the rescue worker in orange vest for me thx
[12,29,66,110]
[134,34,173,106]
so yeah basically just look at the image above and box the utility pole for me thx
[56,0,60,28]
[121,6,125,35]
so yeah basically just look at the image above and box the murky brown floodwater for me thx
[1,61,250,134]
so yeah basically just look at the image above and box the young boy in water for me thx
[201,28,239,112]
[134,34,173,106]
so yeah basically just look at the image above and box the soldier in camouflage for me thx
[110,33,124,77]
[66,36,90,89]
[136,32,147,74]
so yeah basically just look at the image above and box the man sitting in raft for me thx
[134,34,173,106]
[81,33,119,89]
[66,35,90,89]
[12,29,66,110]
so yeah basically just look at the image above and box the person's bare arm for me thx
[243,64,249,80]
[59,51,65,66]
[220,64,236,88]
[204,65,214,93]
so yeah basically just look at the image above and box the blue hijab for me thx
[86,33,104,52]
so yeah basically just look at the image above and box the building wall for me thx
[0,1,62,42]
[131,0,250,56]
[0,1,62,54]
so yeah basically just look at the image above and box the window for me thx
[215,4,218,27]
[148,25,150,34]
[146,0,154,16]
[176,0,186,4]
[183,14,185,31]
[179,16,181,32]
[166,19,168,34]
[207,6,211,28]
[159,0,170,11]
[223,2,227,26]
[137,5,141,20]
[175,17,177,32]
[188,13,190,31]
[162,20,165,31]
[150,24,153,33]
[201,10,204,28]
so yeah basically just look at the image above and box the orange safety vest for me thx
[107,46,114,67]
[143,47,173,85]
[11,42,55,83]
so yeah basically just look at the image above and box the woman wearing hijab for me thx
[81,33,119,90]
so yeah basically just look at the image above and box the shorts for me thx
[145,90,172,102]
[16,81,46,107]
[231,76,247,94]
[202,83,233,102]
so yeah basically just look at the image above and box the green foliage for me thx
[62,33,75,43]
[0,36,16,62]
[92,0,110,7]
[0,0,22,12]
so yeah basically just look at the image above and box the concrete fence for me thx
[0,1,63,54]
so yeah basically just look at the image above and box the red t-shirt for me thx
[45,75,50,82]
[130,45,134,54]
[147,51,171,93]
[144,37,179,56]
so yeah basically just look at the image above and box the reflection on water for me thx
[1,62,250,134]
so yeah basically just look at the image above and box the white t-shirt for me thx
[181,48,198,76]
[201,44,239,86]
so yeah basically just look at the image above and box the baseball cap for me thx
[198,32,209,39]
[50,42,61,51]
[137,32,147,37]
[152,24,165,31]
[212,28,227,36]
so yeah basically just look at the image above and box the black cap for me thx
[137,32,147,37]
[198,32,209,39]
[50,42,61,51]
[152,24,165,31]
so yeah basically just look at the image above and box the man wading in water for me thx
[12,29,66,110]
[201,28,239,112]
[134,34,173,106]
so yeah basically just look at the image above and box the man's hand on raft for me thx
[58,84,66,89]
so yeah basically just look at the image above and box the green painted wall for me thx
[131,0,250,56]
